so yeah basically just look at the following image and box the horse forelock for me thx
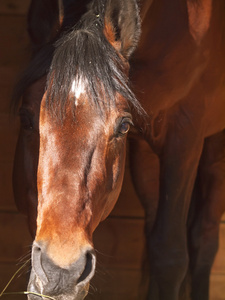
[45,7,145,120]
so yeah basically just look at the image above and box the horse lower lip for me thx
[35,275,44,292]
[27,278,89,300]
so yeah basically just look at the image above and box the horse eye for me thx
[118,118,133,136]
[19,108,34,131]
[119,122,130,135]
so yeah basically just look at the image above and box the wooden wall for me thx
[0,1,224,299]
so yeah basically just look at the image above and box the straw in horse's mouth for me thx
[0,259,56,300]
[0,291,56,300]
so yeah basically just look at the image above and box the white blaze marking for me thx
[71,78,86,105]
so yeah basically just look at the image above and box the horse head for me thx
[13,0,143,299]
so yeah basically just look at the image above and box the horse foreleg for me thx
[148,131,204,300]
[129,138,160,299]
[189,130,225,300]
[129,138,160,231]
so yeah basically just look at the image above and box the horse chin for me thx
[27,273,89,300]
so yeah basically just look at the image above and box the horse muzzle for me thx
[27,242,96,300]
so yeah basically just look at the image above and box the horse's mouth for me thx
[27,277,89,300]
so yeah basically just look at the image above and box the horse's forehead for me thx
[40,76,130,134]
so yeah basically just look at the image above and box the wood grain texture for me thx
[0,16,29,68]
[0,0,30,15]
[211,224,225,274]
[0,114,17,162]
[0,212,31,262]
[210,274,225,300]
[0,262,28,299]
[0,161,15,210]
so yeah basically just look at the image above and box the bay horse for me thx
[12,0,225,299]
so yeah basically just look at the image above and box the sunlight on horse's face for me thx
[26,78,132,299]
[71,78,86,102]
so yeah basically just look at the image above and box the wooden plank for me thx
[0,0,30,16]
[0,15,29,68]
[210,274,225,300]
[88,268,147,300]
[0,66,19,113]
[0,262,28,299]
[94,217,145,270]
[0,161,16,210]
[211,223,225,274]
[0,113,18,163]
[222,213,225,222]
[0,212,32,263]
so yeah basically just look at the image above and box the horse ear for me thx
[103,0,141,59]
[187,0,212,44]
[27,0,64,47]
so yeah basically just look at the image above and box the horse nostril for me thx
[77,250,96,285]
[33,245,41,253]
[30,243,96,295]
[32,242,48,285]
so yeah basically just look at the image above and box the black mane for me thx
[12,0,145,118]
[46,3,144,119]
